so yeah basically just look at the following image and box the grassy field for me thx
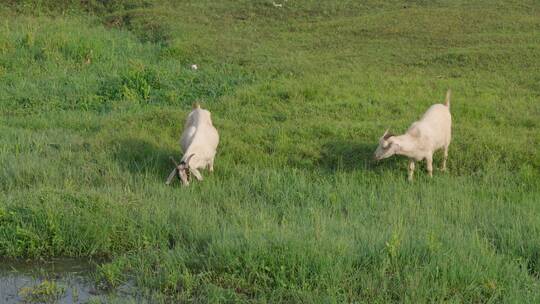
[1,0,539,302]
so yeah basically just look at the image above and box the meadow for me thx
[0,0,539,302]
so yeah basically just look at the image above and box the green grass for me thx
[1,0,540,302]
[18,279,66,303]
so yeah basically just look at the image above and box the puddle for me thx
[0,258,105,303]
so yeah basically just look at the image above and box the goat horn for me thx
[170,156,180,167]
[184,154,195,165]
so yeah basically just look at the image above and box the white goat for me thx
[166,103,219,186]
[374,90,452,180]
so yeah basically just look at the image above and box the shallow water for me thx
[0,258,102,303]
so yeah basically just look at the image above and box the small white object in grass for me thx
[273,2,283,7]
[191,64,198,70]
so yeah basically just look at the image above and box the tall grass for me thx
[1,0,539,302]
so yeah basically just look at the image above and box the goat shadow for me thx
[112,138,417,181]
[317,140,404,173]
[112,138,179,181]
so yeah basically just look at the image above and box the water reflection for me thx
[0,258,100,303]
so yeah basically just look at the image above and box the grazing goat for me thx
[374,90,452,181]
[166,103,219,186]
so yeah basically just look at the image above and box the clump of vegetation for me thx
[18,280,66,303]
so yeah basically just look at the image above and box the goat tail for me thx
[444,89,451,109]
[193,101,201,109]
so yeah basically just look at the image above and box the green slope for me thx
[1,0,539,302]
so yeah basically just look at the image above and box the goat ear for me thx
[383,128,389,137]
[166,168,178,185]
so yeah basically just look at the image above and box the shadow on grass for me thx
[317,140,403,173]
[112,138,409,181]
[112,138,179,181]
